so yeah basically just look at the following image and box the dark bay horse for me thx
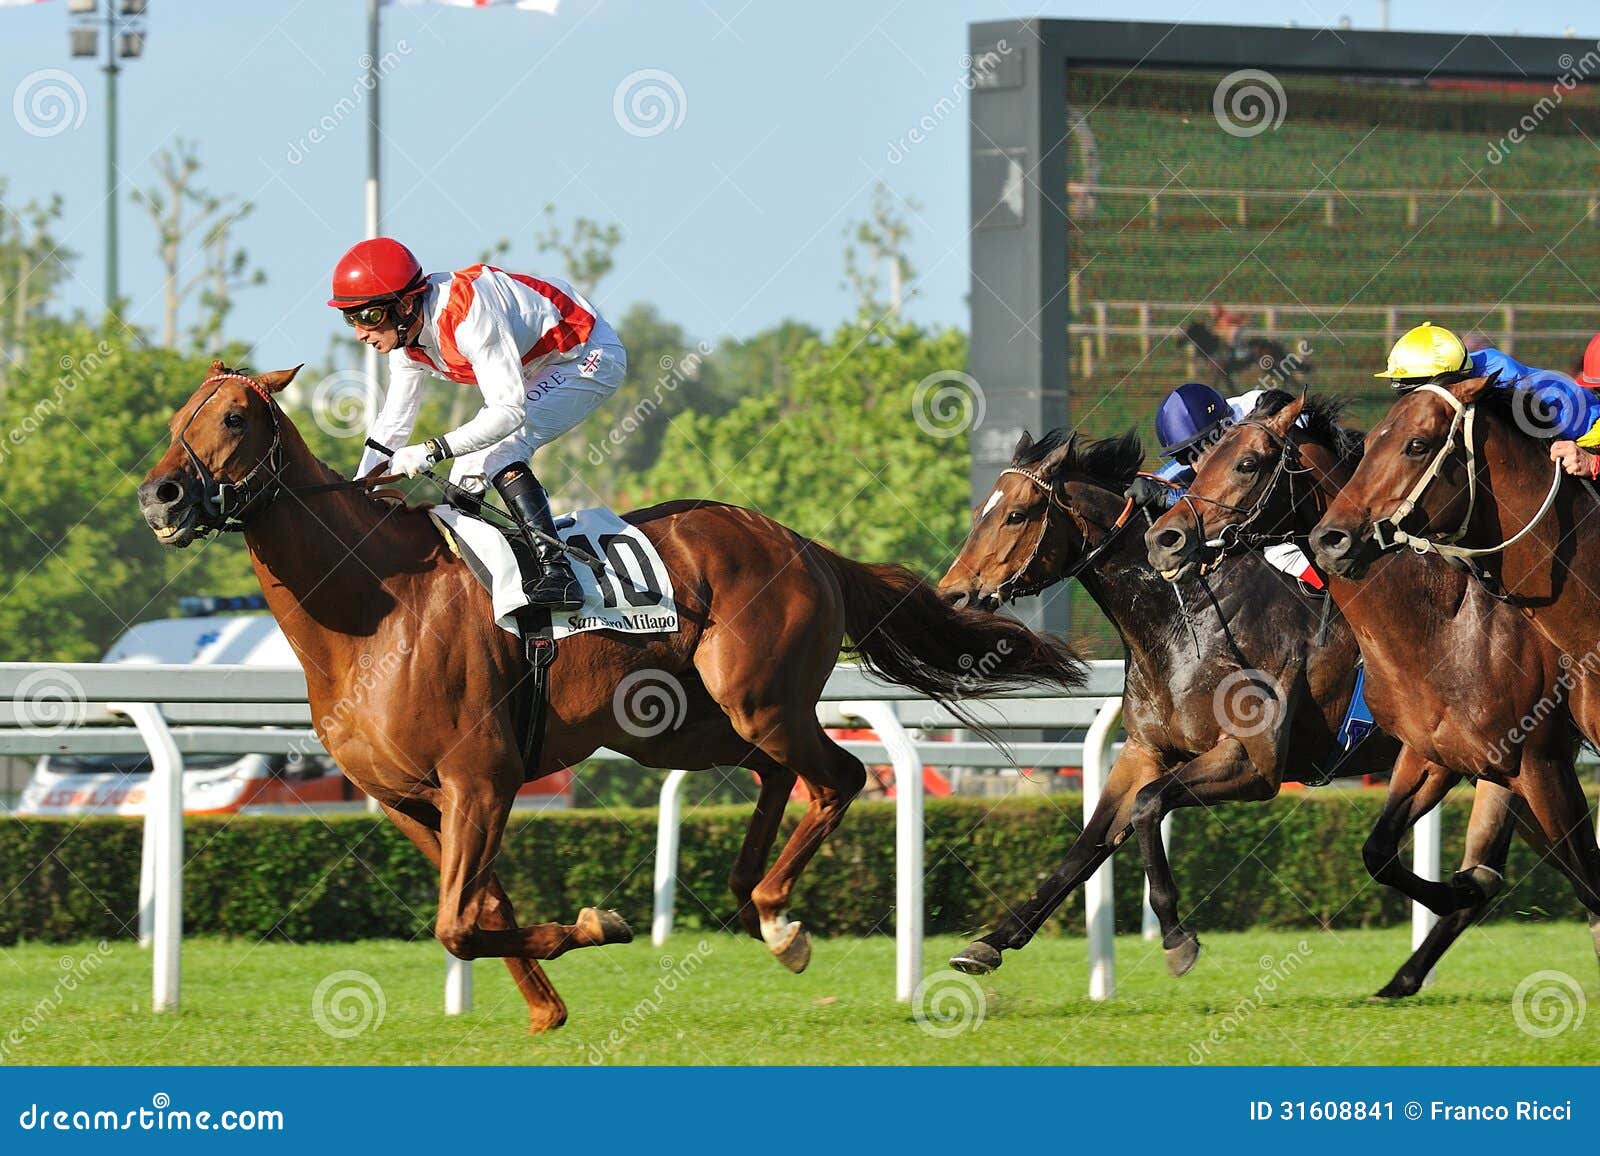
[939,428,1398,983]
[138,363,1087,1032]
[1146,390,1600,984]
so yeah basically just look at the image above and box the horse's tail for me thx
[814,544,1088,727]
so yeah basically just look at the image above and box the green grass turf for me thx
[1,924,1595,1065]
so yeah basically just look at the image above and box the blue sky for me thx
[0,0,1592,361]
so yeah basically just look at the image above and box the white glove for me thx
[389,443,434,478]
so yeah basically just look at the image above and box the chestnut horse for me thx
[939,429,1398,982]
[138,363,1087,1032]
[1147,390,1600,982]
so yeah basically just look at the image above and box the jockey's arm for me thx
[355,355,428,478]
[434,314,527,458]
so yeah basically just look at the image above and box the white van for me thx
[16,598,572,816]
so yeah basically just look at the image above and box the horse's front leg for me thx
[1131,728,1284,978]
[435,765,632,963]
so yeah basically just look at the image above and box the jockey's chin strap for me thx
[991,465,1138,603]
[1370,382,1563,561]
[177,373,381,536]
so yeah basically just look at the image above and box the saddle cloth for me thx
[427,504,679,640]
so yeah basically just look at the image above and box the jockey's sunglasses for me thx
[340,304,392,329]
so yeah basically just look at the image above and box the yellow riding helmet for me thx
[1374,322,1470,380]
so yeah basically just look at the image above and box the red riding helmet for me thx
[1578,333,1600,390]
[326,238,426,309]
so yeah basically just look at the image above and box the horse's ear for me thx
[1264,393,1305,435]
[1038,431,1077,478]
[1011,430,1034,463]
[1452,375,1495,404]
[208,359,226,376]
[255,365,303,394]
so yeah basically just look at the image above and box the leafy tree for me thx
[843,182,920,319]
[0,184,74,391]
[644,317,972,575]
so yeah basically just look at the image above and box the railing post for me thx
[444,952,472,1015]
[138,802,155,947]
[1083,697,1122,1001]
[841,700,923,1002]
[1412,805,1442,986]
[651,769,689,946]
[111,702,182,1013]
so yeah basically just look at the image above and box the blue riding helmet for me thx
[1155,382,1230,460]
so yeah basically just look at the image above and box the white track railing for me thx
[0,660,1479,1010]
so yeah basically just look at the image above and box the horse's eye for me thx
[1235,455,1260,475]
[1005,509,1028,525]
[224,411,246,432]
[1404,438,1430,457]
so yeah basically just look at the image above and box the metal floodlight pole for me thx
[364,0,382,427]
[104,0,118,310]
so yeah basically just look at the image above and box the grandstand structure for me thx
[968,19,1600,653]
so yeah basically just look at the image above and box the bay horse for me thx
[938,428,1399,983]
[1146,389,1600,984]
[137,363,1088,1032]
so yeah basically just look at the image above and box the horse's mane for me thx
[1016,427,1145,487]
[1249,389,1365,466]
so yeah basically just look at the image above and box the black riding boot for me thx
[492,463,583,611]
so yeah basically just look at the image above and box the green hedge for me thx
[1,792,1592,945]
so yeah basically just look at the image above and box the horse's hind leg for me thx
[1373,779,1516,1000]
[951,739,1165,975]
[1361,746,1470,915]
[381,799,568,1031]
[1507,755,1600,975]
[729,752,797,942]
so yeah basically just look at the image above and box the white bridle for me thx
[1371,383,1563,561]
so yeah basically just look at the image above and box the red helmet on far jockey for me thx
[326,238,427,310]
[1578,333,1600,390]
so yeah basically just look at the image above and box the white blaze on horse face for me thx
[981,490,1004,518]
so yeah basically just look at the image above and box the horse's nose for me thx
[138,474,190,526]
[1311,525,1353,568]
[1144,522,1192,571]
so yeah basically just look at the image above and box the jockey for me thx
[1125,381,1323,588]
[1373,322,1600,479]
[329,237,626,611]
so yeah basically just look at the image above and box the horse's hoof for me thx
[1369,978,1420,1001]
[949,942,1003,975]
[770,922,812,973]
[1164,932,1201,977]
[527,1004,569,1033]
[1451,865,1503,906]
[579,907,634,946]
